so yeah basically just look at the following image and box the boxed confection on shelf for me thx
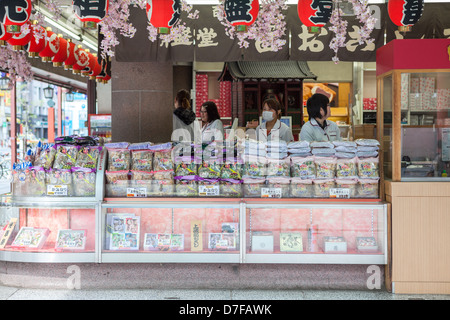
[251,231,274,252]
[356,236,378,253]
[322,236,347,253]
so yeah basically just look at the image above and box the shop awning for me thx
[219,61,317,81]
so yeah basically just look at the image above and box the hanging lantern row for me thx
[0,0,32,33]
[388,0,424,32]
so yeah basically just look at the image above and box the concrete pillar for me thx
[111,59,173,143]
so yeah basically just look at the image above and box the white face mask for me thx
[262,111,274,122]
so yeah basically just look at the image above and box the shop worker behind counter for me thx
[173,89,198,142]
[255,98,294,143]
[201,101,224,143]
[300,93,342,142]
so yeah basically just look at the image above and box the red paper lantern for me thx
[0,0,32,33]
[297,0,332,33]
[39,28,60,63]
[0,23,13,46]
[89,56,102,80]
[6,22,31,51]
[224,0,259,32]
[81,50,97,77]
[72,0,109,29]
[64,39,77,70]
[52,35,68,67]
[72,45,90,74]
[388,0,424,32]
[26,22,46,58]
[146,0,181,34]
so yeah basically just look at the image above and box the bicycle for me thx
[0,153,12,181]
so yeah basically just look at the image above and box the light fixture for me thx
[43,85,54,99]
[66,89,74,102]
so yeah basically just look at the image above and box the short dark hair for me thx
[176,89,191,110]
[201,101,221,122]
[306,93,329,120]
[262,98,282,119]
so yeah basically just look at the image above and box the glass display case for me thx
[376,39,450,182]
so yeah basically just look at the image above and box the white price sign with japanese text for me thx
[47,185,68,196]
[261,188,282,198]
[329,188,350,199]
[127,187,147,198]
[199,185,220,197]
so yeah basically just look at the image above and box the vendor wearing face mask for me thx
[300,93,342,142]
[256,98,294,143]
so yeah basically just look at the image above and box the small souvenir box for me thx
[251,231,274,252]
[356,236,378,252]
[322,236,347,253]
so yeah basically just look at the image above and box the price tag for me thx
[127,187,147,198]
[47,185,68,196]
[329,188,350,199]
[199,185,220,196]
[261,188,282,198]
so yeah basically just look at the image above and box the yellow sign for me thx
[190,220,203,252]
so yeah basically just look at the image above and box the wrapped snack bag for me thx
[152,148,173,171]
[175,175,198,197]
[105,170,129,184]
[332,141,356,148]
[46,168,73,196]
[266,157,290,177]
[130,170,153,181]
[198,157,221,179]
[72,167,96,197]
[291,156,316,179]
[357,157,379,179]
[28,166,47,196]
[131,149,153,172]
[267,176,291,198]
[290,178,313,198]
[153,169,174,180]
[357,178,379,198]
[105,180,129,197]
[197,177,220,196]
[355,139,380,147]
[335,179,357,198]
[53,145,79,169]
[311,141,334,148]
[220,157,243,180]
[220,179,242,197]
[336,157,358,179]
[128,142,152,150]
[104,142,130,149]
[313,179,335,198]
[107,148,131,171]
[174,156,197,176]
[315,157,336,179]
[34,144,57,169]
[242,155,267,177]
[243,177,266,197]
[152,179,175,196]
[75,146,102,169]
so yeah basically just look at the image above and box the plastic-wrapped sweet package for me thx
[266,157,290,177]
[336,152,357,159]
[128,142,152,150]
[243,177,266,197]
[357,146,379,152]
[153,169,174,180]
[34,144,57,169]
[288,141,310,149]
[355,139,380,147]
[356,151,379,158]
[148,142,173,151]
[130,170,153,180]
[175,176,198,197]
[152,179,175,196]
[105,180,129,197]
[104,142,130,149]
[75,146,102,169]
[290,156,315,179]
[290,178,313,198]
[27,166,47,196]
[288,147,311,154]
[332,141,357,148]
[311,141,334,148]
[46,168,73,196]
[72,167,96,197]
[311,148,336,156]
[174,156,197,176]
[335,145,357,153]
[357,157,379,179]
[131,149,153,172]
[313,179,335,198]
[335,179,358,198]
[242,155,267,177]
[197,177,220,186]
[107,148,131,171]
[220,158,243,180]
[105,170,129,184]
[357,178,379,198]
[267,176,291,198]
[220,179,242,197]
[336,158,358,179]
[152,149,174,171]
[315,157,336,179]
[198,157,221,179]
[53,145,79,169]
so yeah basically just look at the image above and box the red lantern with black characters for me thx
[64,39,77,70]
[89,55,102,80]
[72,0,109,29]
[52,35,68,67]
[81,50,97,77]
[72,45,90,75]
[146,0,181,34]
[39,27,60,63]
[26,22,46,58]
[0,0,32,33]
[298,0,332,33]
[0,23,12,46]
[388,0,424,32]
[224,0,259,32]
[6,21,31,51]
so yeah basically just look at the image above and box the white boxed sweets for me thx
[322,236,347,253]
[251,231,274,252]
[356,236,378,252]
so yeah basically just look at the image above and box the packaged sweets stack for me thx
[198,157,221,179]
[356,157,380,198]
[266,140,288,159]
[72,167,96,197]
[53,145,79,169]
[267,176,291,198]
[355,139,379,158]
[290,156,315,179]
[290,178,313,198]
[335,179,357,198]
[220,157,243,180]
[333,141,357,159]
[242,155,267,177]
[314,157,336,179]
[313,179,335,198]
[287,141,311,157]
[243,139,267,157]
[174,156,197,177]
[107,148,131,171]
[197,177,220,197]
[150,143,174,196]
[220,178,242,197]
[336,157,358,179]
[105,169,129,197]
[46,168,73,196]
[75,146,103,169]
[175,175,198,197]
[243,176,266,197]
[266,157,290,177]
[310,141,336,158]
[130,149,153,172]
[34,143,57,169]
